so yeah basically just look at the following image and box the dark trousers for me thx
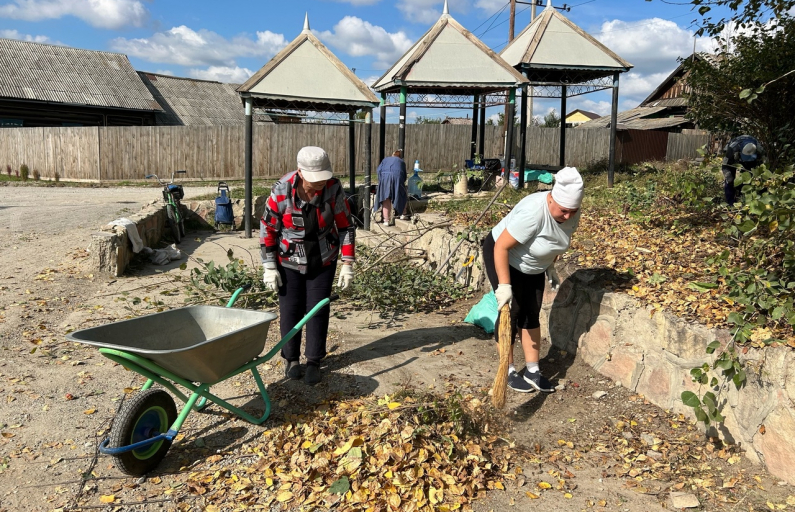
[481,233,545,344]
[277,263,336,366]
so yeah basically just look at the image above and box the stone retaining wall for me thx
[89,200,167,276]
[541,263,795,484]
[90,197,268,276]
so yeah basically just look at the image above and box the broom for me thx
[492,303,512,408]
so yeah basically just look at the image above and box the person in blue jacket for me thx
[375,149,407,226]
[722,135,763,205]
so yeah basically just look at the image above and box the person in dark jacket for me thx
[260,146,355,385]
[375,149,407,226]
[722,135,763,205]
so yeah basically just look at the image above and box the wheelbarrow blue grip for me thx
[98,429,178,455]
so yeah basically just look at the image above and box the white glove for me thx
[337,264,354,290]
[262,263,282,292]
[546,265,560,292]
[494,284,512,309]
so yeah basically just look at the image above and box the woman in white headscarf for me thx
[482,167,583,394]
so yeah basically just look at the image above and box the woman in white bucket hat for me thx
[260,146,356,385]
[482,166,583,394]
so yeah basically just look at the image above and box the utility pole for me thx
[503,0,517,157]
[527,0,536,127]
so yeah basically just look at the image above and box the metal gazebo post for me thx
[608,72,620,188]
[379,93,386,164]
[504,88,516,181]
[398,86,407,155]
[470,95,479,160]
[519,83,528,188]
[364,109,372,231]
[348,111,356,194]
[559,85,567,167]
[478,100,486,158]
[244,97,253,238]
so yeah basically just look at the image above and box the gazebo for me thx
[500,0,632,186]
[372,0,528,176]
[237,14,380,235]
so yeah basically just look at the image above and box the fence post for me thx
[608,72,620,188]
[364,109,372,231]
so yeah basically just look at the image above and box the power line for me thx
[472,2,510,33]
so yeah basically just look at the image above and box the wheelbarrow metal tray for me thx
[67,306,277,384]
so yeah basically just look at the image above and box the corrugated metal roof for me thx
[500,0,631,81]
[138,72,254,126]
[238,16,378,109]
[577,106,691,130]
[0,38,161,111]
[373,3,527,92]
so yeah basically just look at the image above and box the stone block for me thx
[89,231,120,276]
[579,315,615,370]
[635,353,674,408]
[600,350,642,389]
[753,406,795,484]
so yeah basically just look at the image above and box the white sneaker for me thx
[399,215,408,220]
[383,220,390,226]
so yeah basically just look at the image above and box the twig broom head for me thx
[492,303,511,409]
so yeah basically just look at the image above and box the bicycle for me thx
[146,170,186,244]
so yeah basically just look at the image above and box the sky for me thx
[0,0,736,123]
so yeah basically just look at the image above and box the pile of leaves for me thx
[591,395,793,509]
[570,162,795,346]
[179,391,511,511]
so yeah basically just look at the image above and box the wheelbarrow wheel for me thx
[108,389,177,476]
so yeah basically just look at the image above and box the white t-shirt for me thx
[491,191,580,275]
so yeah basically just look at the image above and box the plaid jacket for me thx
[260,171,355,273]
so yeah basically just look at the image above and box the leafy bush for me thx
[5,165,10,176]
[345,247,471,313]
[32,169,40,181]
[19,164,28,181]
[54,172,60,183]
[718,164,795,341]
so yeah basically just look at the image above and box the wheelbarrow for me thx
[66,287,336,476]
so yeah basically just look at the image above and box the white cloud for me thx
[189,66,253,84]
[153,69,174,76]
[0,0,147,29]
[595,18,714,77]
[111,26,287,67]
[568,99,612,117]
[474,0,503,13]
[592,18,721,105]
[0,28,50,43]
[363,75,381,87]
[396,0,468,24]
[317,16,413,69]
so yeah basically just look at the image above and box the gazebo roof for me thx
[237,14,378,112]
[373,0,527,95]
[500,0,632,84]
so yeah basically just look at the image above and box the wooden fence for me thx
[0,124,709,181]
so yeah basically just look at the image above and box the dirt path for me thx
[0,185,792,512]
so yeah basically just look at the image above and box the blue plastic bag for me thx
[464,290,498,334]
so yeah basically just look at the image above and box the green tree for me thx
[415,116,442,124]
[682,16,795,168]
[646,0,795,36]
[542,111,561,128]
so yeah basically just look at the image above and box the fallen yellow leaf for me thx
[99,495,115,504]
[83,408,96,415]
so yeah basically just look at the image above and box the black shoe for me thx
[285,360,303,380]
[304,365,321,386]
[507,370,535,393]
[523,370,555,393]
